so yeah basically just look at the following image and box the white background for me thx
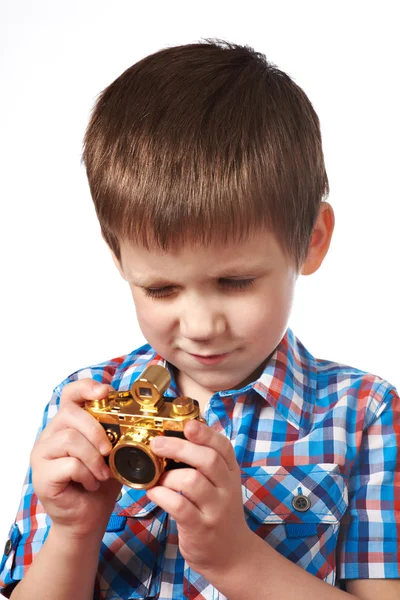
[0,1,399,549]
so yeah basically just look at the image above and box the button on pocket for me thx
[292,493,311,512]
[241,463,348,584]
[242,463,347,524]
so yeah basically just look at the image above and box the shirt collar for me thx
[145,328,317,434]
[252,328,317,434]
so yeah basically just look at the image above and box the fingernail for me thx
[95,384,110,397]
[151,436,166,449]
[100,442,112,455]
[186,420,200,434]
[101,466,111,479]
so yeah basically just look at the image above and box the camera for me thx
[84,365,203,489]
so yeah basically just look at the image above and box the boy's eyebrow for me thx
[130,264,270,286]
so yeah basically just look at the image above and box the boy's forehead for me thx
[118,229,290,281]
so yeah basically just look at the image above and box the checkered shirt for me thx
[1,328,399,599]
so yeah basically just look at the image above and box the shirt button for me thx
[116,491,122,502]
[292,494,311,512]
[4,539,12,556]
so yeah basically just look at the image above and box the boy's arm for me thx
[206,533,400,600]
[148,414,400,600]
[8,527,102,600]
[9,531,400,600]
[1,378,121,599]
[347,580,400,599]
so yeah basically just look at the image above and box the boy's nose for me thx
[179,299,226,341]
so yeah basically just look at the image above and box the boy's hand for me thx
[30,379,122,541]
[146,421,254,579]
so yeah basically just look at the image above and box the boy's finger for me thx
[150,435,232,488]
[146,485,199,525]
[156,468,216,513]
[35,456,101,496]
[183,420,238,471]
[36,428,111,483]
[60,379,114,408]
[38,402,113,456]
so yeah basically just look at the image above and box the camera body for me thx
[84,364,203,489]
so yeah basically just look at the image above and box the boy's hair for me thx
[83,39,329,271]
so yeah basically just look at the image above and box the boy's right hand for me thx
[30,379,122,541]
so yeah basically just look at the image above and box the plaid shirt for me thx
[1,328,399,599]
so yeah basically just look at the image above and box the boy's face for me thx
[113,229,299,403]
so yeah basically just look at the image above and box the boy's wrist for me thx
[201,529,260,592]
[8,521,104,600]
[47,522,105,551]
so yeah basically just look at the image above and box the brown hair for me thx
[83,39,329,271]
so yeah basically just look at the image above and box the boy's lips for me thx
[189,351,229,357]
[187,351,232,365]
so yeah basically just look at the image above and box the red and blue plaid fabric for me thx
[1,328,399,599]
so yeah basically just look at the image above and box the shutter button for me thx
[4,539,12,556]
[292,494,311,512]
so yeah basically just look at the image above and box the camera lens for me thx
[114,446,156,485]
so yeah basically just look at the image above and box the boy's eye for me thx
[142,279,255,299]
[143,286,175,299]
[219,278,255,290]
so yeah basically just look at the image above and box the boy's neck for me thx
[173,367,214,416]
[170,352,273,417]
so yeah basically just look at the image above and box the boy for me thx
[1,40,399,600]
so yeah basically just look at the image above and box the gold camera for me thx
[85,365,203,489]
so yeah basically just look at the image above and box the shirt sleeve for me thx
[0,389,61,596]
[0,356,124,597]
[337,384,400,580]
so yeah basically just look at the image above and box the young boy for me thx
[1,40,399,600]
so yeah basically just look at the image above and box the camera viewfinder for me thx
[139,387,152,398]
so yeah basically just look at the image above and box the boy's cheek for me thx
[134,296,173,324]
[135,304,172,339]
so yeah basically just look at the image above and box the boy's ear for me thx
[300,202,335,276]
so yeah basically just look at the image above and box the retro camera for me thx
[85,365,203,489]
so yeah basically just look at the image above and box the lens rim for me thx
[109,438,164,489]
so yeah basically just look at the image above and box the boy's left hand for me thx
[146,420,254,579]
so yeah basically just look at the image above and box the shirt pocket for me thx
[241,463,348,583]
[95,489,166,600]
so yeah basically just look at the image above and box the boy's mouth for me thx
[188,352,231,365]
